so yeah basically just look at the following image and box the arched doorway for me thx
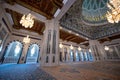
[70,50,74,62]
[80,51,84,61]
[64,48,67,62]
[75,50,79,62]
[25,44,40,63]
[3,41,23,64]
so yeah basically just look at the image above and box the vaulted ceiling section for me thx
[99,34,120,43]
[6,8,45,35]
[4,0,120,45]
[60,29,87,44]
[60,0,120,40]
[6,0,63,19]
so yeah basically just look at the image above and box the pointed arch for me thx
[3,41,23,64]
[64,47,67,62]
[25,43,40,63]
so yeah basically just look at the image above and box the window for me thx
[30,46,35,57]
[14,43,21,56]
[26,44,40,63]
[3,41,23,63]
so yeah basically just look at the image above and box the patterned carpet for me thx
[0,64,56,80]
[0,61,120,80]
[43,61,120,80]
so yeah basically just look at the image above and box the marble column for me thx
[89,40,107,61]
[114,46,120,58]
[41,19,59,66]
[19,43,29,63]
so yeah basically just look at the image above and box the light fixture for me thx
[68,30,71,33]
[78,46,81,51]
[106,0,120,23]
[86,37,88,40]
[70,45,73,50]
[89,49,91,52]
[76,34,79,36]
[23,35,30,44]
[59,43,63,48]
[104,46,109,51]
[20,13,34,28]
[60,27,63,29]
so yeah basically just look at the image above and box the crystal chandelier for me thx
[59,43,63,48]
[20,13,34,28]
[106,0,120,23]
[78,46,81,51]
[89,49,91,52]
[104,46,109,51]
[23,35,30,44]
[70,45,73,50]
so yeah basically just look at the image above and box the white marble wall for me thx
[41,19,59,66]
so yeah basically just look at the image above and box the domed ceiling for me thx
[82,0,108,25]
[60,0,120,39]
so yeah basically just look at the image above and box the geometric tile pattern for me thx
[60,0,120,39]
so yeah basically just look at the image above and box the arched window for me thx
[70,50,74,62]
[3,41,23,64]
[64,47,67,62]
[76,50,79,61]
[84,51,89,61]
[88,51,93,61]
[26,44,40,63]
[80,51,84,61]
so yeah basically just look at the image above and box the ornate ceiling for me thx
[3,0,120,44]
[60,29,87,44]
[6,0,63,19]
[60,0,120,40]
[5,0,64,35]
[82,0,108,25]
[6,8,45,35]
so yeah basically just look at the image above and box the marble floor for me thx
[0,61,120,80]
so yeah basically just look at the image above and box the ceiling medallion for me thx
[106,0,120,23]
[20,13,34,28]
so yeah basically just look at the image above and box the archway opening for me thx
[3,41,23,64]
[25,44,40,63]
